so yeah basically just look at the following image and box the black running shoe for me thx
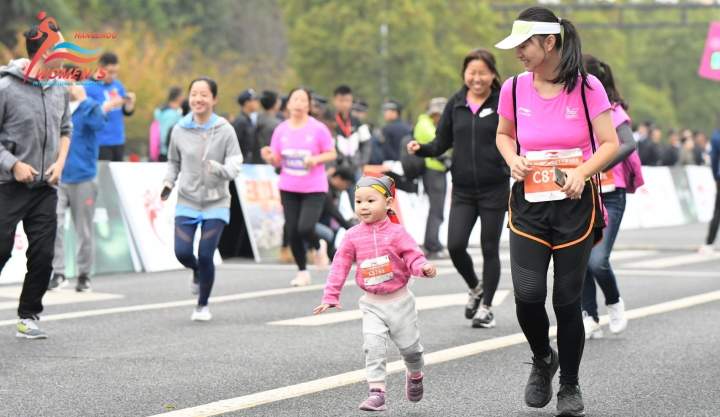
[48,273,67,291]
[464,284,483,319]
[524,348,559,408]
[75,274,91,292]
[557,384,585,416]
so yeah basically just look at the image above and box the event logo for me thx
[24,11,109,83]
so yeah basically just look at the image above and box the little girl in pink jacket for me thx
[314,175,437,412]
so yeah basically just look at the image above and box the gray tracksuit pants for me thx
[359,289,425,384]
[52,181,97,276]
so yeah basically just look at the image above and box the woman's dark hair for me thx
[167,86,183,104]
[287,87,313,115]
[518,6,586,93]
[180,99,190,116]
[188,77,218,98]
[584,55,628,110]
[462,48,502,92]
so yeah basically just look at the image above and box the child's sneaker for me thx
[359,388,386,411]
[406,372,424,402]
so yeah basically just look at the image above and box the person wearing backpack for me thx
[407,49,510,329]
[494,8,619,415]
[581,55,644,340]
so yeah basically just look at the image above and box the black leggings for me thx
[280,191,325,271]
[510,232,594,386]
[706,180,720,245]
[447,190,506,306]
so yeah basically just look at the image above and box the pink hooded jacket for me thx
[321,217,429,306]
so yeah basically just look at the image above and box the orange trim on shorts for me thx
[507,181,597,250]
[552,181,596,250]
[507,187,553,248]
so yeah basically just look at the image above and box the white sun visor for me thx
[494,20,562,50]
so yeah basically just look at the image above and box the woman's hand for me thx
[406,140,421,155]
[304,155,318,169]
[160,181,173,201]
[509,155,531,181]
[559,168,585,200]
[313,303,339,315]
[206,159,224,176]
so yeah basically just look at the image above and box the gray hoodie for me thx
[164,113,243,211]
[0,60,73,185]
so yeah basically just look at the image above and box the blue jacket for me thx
[711,129,720,181]
[84,79,130,146]
[62,98,106,183]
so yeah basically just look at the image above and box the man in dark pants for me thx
[0,25,72,339]
[414,97,449,258]
[700,122,720,254]
[232,88,259,162]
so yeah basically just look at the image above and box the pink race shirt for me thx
[498,72,611,161]
[609,103,631,189]
[270,116,335,193]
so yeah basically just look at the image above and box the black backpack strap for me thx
[580,77,605,210]
[512,75,520,155]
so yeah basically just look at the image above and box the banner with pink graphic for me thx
[698,22,720,81]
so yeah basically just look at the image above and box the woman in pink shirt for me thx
[261,88,337,286]
[494,7,619,416]
[314,175,437,412]
[582,55,643,340]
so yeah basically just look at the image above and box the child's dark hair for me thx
[584,55,628,110]
[462,48,502,92]
[518,6,586,93]
[188,77,218,98]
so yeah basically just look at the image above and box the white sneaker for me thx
[315,241,330,269]
[606,298,628,334]
[290,270,311,287]
[582,311,603,340]
[698,244,714,255]
[191,306,212,321]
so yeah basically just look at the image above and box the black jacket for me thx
[232,112,255,162]
[416,86,509,189]
[381,119,412,161]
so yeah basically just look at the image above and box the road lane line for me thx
[622,252,720,269]
[147,290,720,417]
[268,290,510,326]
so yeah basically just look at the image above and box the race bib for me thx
[599,170,616,193]
[524,149,583,203]
[359,255,393,286]
[281,148,312,176]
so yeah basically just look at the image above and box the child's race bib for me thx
[599,170,616,193]
[524,149,583,203]
[281,148,312,176]
[359,255,393,286]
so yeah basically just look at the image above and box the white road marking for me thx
[0,287,123,310]
[146,290,720,417]
[268,290,510,326]
[614,269,718,277]
[0,283,345,327]
[622,252,720,269]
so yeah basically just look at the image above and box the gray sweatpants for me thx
[359,289,425,384]
[52,180,97,276]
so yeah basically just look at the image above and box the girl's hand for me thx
[406,140,421,155]
[313,303,339,315]
[560,168,585,200]
[422,263,437,278]
[510,155,531,181]
[260,146,274,163]
[160,181,173,201]
[206,159,224,176]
